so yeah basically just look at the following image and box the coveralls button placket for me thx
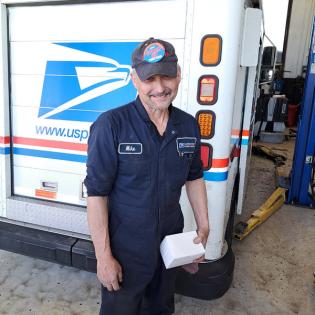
[156,132,162,226]
[159,125,178,224]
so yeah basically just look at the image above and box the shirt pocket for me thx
[117,154,151,189]
[171,154,193,189]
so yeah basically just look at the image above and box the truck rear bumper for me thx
[0,221,96,272]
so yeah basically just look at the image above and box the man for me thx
[84,37,209,315]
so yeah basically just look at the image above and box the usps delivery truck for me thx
[0,0,263,299]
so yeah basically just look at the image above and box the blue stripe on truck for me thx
[0,147,10,155]
[13,147,86,163]
[203,171,228,181]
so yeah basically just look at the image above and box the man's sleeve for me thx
[84,113,118,196]
[187,121,204,181]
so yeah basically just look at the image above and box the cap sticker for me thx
[143,43,165,63]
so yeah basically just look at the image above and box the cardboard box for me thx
[160,231,205,269]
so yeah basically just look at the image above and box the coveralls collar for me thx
[134,96,180,125]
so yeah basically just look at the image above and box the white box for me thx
[160,231,205,269]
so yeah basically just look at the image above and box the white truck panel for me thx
[12,106,91,144]
[8,2,186,209]
[13,166,86,205]
[3,0,66,3]
[13,154,85,175]
[237,67,257,214]
[187,0,245,158]
[11,75,44,107]
[0,4,10,218]
[188,0,247,259]
[241,8,262,67]
[8,1,187,41]
[10,41,122,74]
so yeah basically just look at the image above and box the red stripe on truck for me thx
[0,136,10,144]
[13,137,87,152]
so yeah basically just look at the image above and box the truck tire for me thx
[175,246,235,300]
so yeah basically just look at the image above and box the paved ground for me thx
[0,137,315,314]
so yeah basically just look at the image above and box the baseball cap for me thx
[132,37,178,81]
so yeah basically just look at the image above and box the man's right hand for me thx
[97,254,123,292]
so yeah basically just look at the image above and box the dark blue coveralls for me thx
[84,96,203,315]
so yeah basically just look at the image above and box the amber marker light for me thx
[196,110,215,139]
[200,35,222,66]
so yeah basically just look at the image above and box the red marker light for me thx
[201,143,212,170]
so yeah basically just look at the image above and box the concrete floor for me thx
[0,137,315,315]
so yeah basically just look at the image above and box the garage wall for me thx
[284,0,315,78]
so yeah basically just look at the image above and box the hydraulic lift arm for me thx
[233,187,286,240]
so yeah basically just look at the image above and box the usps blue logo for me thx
[38,42,139,122]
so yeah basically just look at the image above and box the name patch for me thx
[176,137,197,156]
[118,143,142,154]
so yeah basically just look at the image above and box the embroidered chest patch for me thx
[176,137,197,156]
[118,143,143,154]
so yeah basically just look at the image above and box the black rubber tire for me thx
[175,246,235,300]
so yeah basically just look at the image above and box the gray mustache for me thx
[150,91,171,97]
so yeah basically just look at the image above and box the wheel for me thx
[175,246,235,300]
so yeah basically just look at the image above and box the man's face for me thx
[131,67,181,112]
